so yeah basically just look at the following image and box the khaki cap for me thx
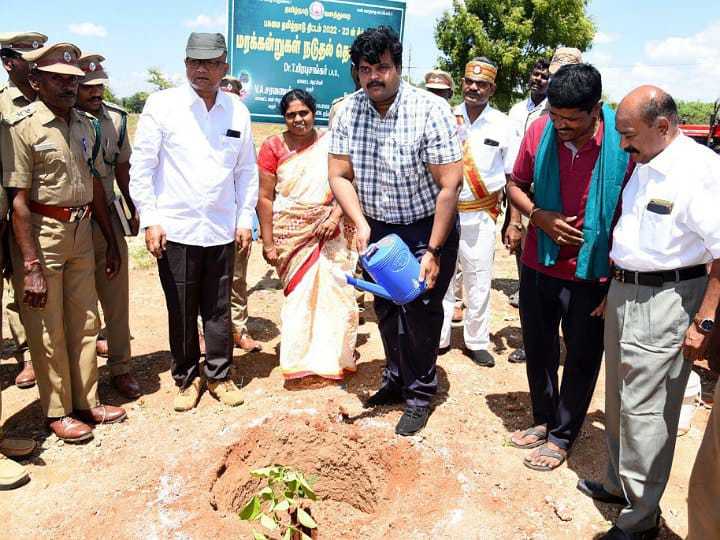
[79,52,109,85]
[0,32,47,53]
[23,42,83,76]
[221,75,242,93]
[549,47,583,75]
[424,70,454,91]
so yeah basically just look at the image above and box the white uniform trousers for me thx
[440,211,496,350]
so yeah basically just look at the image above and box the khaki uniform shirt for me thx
[0,81,31,219]
[94,101,131,204]
[1,101,97,207]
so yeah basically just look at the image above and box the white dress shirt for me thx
[611,133,720,271]
[130,84,258,247]
[454,102,518,225]
[509,96,548,137]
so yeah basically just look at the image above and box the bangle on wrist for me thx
[23,258,41,272]
[263,245,275,253]
[528,207,542,223]
[327,217,339,226]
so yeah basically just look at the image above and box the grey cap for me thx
[185,32,227,60]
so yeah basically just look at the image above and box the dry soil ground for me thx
[0,234,715,540]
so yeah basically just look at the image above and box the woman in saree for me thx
[256,89,358,380]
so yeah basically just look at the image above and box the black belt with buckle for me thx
[613,264,707,287]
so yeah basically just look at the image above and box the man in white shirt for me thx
[577,86,720,540]
[439,57,519,367]
[130,33,258,412]
[508,59,550,137]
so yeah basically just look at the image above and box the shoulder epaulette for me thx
[2,106,34,125]
[102,100,128,116]
[331,96,346,107]
[0,82,9,93]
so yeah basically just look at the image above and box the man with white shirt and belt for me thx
[439,57,518,366]
[130,33,258,412]
[577,86,720,540]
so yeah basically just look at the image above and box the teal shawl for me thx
[533,104,628,280]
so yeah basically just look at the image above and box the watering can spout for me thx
[331,267,393,300]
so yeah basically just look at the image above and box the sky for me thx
[2,0,718,105]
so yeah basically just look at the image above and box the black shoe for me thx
[470,349,495,367]
[508,347,526,363]
[438,345,450,355]
[576,479,627,505]
[395,405,430,436]
[363,387,404,408]
[599,521,661,540]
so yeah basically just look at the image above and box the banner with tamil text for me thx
[227,0,406,125]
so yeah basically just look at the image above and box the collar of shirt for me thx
[458,101,495,128]
[33,100,84,127]
[359,80,405,119]
[555,119,603,154]
[182,83,229,113]
[7,80,27,102]
[527,96,547,113]
[640,132,682,177]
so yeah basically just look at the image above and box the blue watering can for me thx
[335,234,426,304]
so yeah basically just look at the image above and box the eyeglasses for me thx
[185,58,226,70]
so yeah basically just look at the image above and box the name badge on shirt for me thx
[647,198,673,215]
[457,124,468,142]
[33,142,57,152]
[225,129,241,138]
[483,138,500,147]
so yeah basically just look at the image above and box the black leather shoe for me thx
[576,478,627,505]
[363,387,404,408]
[470,349,495,367]
[599,522,661,540]
[395,405,430,436]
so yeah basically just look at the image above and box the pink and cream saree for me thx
[259,132,358,379]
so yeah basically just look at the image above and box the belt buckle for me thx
[614,268,624,282]
[68,205,86,222]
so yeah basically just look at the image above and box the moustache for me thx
[624,146,638,154]
[368,81,384,88]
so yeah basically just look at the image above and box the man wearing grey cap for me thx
[0,32,48,391]
[130,33,258,412]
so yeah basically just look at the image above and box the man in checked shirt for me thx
[329,26,463,436]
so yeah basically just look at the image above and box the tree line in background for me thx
[104,0,717,126]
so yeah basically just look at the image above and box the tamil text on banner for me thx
[227,0,406,125]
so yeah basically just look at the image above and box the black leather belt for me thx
[613,264,706,287]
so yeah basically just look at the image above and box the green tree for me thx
[122,91,149,113]
[677,101,716,125]
[146,67,175,91]
[435,0,596,111]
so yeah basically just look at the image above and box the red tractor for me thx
[680,99,720,154]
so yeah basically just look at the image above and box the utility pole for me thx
[405,45,416,85]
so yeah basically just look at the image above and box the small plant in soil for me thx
[239,464,318,540]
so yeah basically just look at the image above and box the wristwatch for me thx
[510,222,524,231]
[694,314,715,334]
[427,245,443,257]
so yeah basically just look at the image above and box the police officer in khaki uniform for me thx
[75,52,140,399]
[0,32,47,389]
[0,43,127,443]
[216,74,261,352]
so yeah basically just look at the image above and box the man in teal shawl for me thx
[506,64,632,471]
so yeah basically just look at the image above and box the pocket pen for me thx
[81,137,87,155]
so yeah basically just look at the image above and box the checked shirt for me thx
[329,82,461,225]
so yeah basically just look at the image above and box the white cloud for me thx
[585,50,612,65]
[183,14,225,28]
[404,0,454,19]
[593,32,619,45]
[67,22,108,38]
[645,22,720,62]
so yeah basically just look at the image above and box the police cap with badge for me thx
[22,42,84,76]
[0,31,47,54]
[78,52,109,85]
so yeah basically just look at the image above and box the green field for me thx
[127,114,284,151]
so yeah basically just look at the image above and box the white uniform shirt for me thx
[454,102,518,224]
[130,84,258,247]
[509,96,548,137]
[611,133,720,271]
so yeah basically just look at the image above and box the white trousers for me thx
[440,212,496,350]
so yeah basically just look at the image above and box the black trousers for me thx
[366,215,459,407]
[157,240,235,388]
[519,264,607,450]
